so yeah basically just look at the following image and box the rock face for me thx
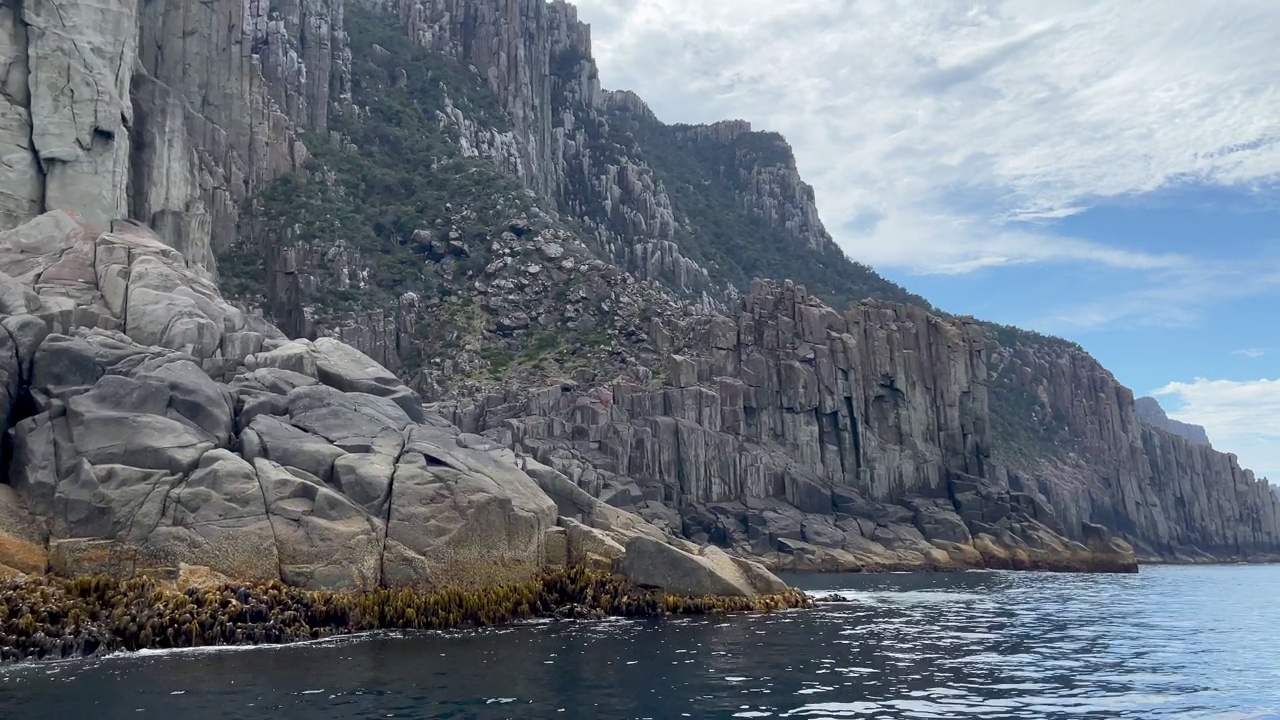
[323,0,1276,566]
[0,0,1276,575]
[357,0,705,293]
[0,211,786,597]
[0,0,350,267]
[1,0,135,231]
[437,279,1146,571]
[443,279,1280,567]
[1134,396,1212,447]
[991,339,1278,561]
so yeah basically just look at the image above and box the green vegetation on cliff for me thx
[217,4,1110,465]
[220,5,527,333]
[639,122,931,311]
[592,102,1095,463]
[555,89,932,312]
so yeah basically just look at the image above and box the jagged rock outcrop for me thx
[0,210,787,598]
[354,0,706,294]
[673,122,834,253]
[1135,396,1212,447]
[364,0,596,198]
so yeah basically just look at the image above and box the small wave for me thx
[807,589,982,604]
[33,614,649,670]
[115,631,395,661]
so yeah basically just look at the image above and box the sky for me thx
[572,0,1280,479]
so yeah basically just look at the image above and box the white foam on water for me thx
[806,588,984,605]
[115,631,392,662]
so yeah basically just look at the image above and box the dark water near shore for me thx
[2,565,1278,719]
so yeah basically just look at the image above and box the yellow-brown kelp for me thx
[0,567,811,663]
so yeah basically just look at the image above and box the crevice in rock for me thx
[29,243,73,289]
[0,324,38,487]
[815,408,829,472]
[125,471,181,544]
[120,247,131,328]
[3,0,46,216]
[379,449,407,590]
[252,468,285,584]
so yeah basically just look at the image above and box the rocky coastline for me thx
[0,0,1275,672]
[0,567,810,664]
[0,209,1142,617]
[0,541,1137,665]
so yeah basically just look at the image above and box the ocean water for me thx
[2,565,1277,719]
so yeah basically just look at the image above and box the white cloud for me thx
[1154,378,1280,479]
[1037,257,1280,331]
[848,209,1192,276]
[574,0,1280,278]
[1234,349,1269,359]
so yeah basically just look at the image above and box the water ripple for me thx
[2,566,1279,719]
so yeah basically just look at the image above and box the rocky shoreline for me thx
[0,567,811,664]
[770,556,1139,575]
[0,549,1150,665]
[0,0,1277,621]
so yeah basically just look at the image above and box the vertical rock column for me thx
[135,0,350,259]
[0,4,42,230]
[129,72,214,272]
[19,0,138,231]
[995,337,1280,557]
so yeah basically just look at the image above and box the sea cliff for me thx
[1,0,1277,618]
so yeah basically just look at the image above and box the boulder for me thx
[312,337,425,422]
[256,459,384,590]
[381,426,557,589]
[915,507,973,544]
[248,341,317,378]
[243,416,346,483]
[144,450,280,583]
[618,535,780,598]
[561,517,625,567]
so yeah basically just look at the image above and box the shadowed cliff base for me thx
[0,567,810,664]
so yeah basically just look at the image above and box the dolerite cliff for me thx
[1135,397,1213,447]
[989,338,1277,562]
[1,0,348,265]
[438,282,1139,572]
[0,210,790,599]
[0,0,1277,580]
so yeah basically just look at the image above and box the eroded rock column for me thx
[0,4,42,231]
[24,0,137,230]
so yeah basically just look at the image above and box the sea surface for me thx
[2,564,1277,719]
